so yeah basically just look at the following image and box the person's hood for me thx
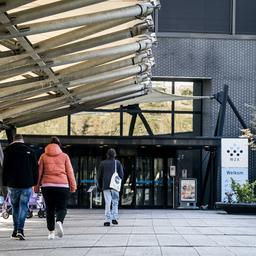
[45,143,62,156]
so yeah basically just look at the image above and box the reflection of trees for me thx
[8,94,194,137]
[71,113,120,136]
[17,117,67,135]
[180,88,192,96]
[175,114,193,133]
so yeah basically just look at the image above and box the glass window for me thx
[139,102,172,111]
[236,0,256,35]
[152,80,173,93]
[174,114,193,133]
[139,80,173,111]
[174,81,193,111]
[71,112,120,136]
[122,113,132,136]
[133,117,148,136]
[158,0,232,34]
[143,113,171,135]
[17,117,68,135]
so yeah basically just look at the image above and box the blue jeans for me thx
[8,187,32,232]
[103,189,119,222]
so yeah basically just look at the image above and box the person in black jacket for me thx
[97,148,124,226]
[3,134,38,240]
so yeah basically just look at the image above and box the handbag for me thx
[109,160,122,192]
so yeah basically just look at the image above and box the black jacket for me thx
[97,158,124,191]
[3,142,38,188]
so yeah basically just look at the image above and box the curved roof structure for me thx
[0,0,160,129]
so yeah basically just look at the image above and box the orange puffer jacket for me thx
[37,143,77,192]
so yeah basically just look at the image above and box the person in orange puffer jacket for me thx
[34,136,77,240]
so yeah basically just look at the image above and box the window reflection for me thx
[174,81,193,111]
[10,80,201,137]
[143,113,171,135]
[71,112,120,136]
[174,114,193,133]
[17,117,68,135]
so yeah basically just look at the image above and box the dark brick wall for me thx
[152,37,256,181]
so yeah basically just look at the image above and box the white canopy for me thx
[115,86,213,106]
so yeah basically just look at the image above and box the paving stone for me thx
[124,246,161,256]
[161,246,199,256]
[195,246,235,256]
[1,209,256,256]
[157,234,190,246]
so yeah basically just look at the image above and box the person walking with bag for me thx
[97,148,124,226]
[2,134,38,240]
[34,136,76,240]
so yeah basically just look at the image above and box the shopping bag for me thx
[109,160,122,192]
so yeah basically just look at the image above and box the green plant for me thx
[230,178,256,203]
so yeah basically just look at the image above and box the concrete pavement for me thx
[1,209,256,256]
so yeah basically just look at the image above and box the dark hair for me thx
[106,148,116,159]
[50,136,61,146]
[14,134,24,141]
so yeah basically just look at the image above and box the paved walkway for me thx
[1,209,256,256]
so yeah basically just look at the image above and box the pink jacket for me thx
[36,144,77,192]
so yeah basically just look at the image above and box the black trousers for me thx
[42,187,69,231]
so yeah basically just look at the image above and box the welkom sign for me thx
[221,138,248,202]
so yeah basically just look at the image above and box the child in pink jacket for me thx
[34,136,76,240]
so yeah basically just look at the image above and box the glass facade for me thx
[158,0,232,34]
[17,117,68,135]
[71,112,120,136]
[65,146,202,209]
[174,114,193,133]
[157,0,256,36]
[236,0,256,34]
[174,82,193,111]
[3,79,202,137]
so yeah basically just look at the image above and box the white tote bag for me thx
[109,160,122,192]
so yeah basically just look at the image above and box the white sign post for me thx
[221,138,248,202]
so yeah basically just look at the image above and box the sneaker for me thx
[48,231,55,240]
[56,221,64,238]
[16,231,25,240]
[112,219,118,225]
[104,222,110,226]
[11,230,17,239]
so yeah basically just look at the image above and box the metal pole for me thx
[1,79,147,119]
[90,192,93,209]
[173,177,175,209]
[52,39,153,68]
[215,84,229,136]
[69,63,149,87]
[10,0,107,24]
[0,40,153,78]
[0,0,36,12]
[0,23,149,72]
[120,106,123,136]
[0,4,155,39]
[0,19,133,65]
[227,96,247,129]
[12,89,146,127]
[37,18,132,51]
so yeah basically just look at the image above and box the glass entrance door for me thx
[154,158,165,206]
[134,157,173,208]
[70,152,176,209]
[136,157,154,206]
[75,155,102,208]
